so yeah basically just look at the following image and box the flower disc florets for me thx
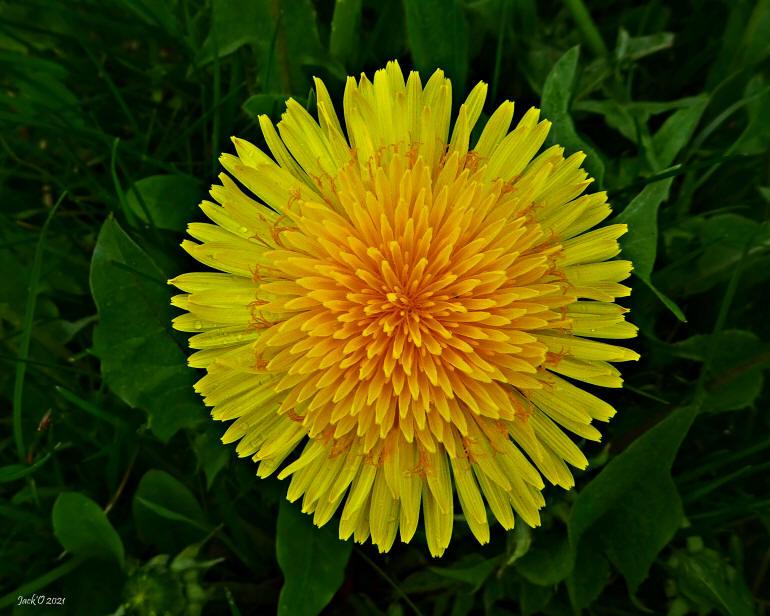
[170,61,638,556]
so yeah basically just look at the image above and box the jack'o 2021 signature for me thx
[17,594,66,607]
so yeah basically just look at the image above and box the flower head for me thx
[170,61,638,557]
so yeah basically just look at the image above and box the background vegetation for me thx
[1,0,769,614]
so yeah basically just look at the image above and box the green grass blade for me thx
[12,191,67,462]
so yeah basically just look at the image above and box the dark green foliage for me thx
[1,1,769,615]
[53,492,125,567]
[91,217,205,441]
[541,46,606,185]
[125,175,202,232]
[132,470,209,553]
[567,406,697,605]
[404,0,469,89]
[276,500,353,616]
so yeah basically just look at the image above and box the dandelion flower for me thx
[170,61,638,557]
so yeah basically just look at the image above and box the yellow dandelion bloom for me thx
[170,61,638,557]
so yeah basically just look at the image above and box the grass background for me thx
[1,0,769,614]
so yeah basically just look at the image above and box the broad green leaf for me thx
[133,470,209,553]
[669,544,755,616]
[650,96,707,170]
[573,99,638,143]
[738,0,770,69]
[541,46,605,185]
[520,580,554,616]
[404,0,469,90]
[126,174,202,232]
[197,0,322,94]
[516,533,572,586]
[673,330,768,412]
[276,500,352,616]
[567,405,698,606]
[710,0,770,84]
[615,179,685,320]
[503,523,533,568]
[686,79,770,172]
[575,97,705,144]
[52,492,124,567]
[567,548,610,609]
[197,0,265,62]
[701,213,763,249]
[664,214,770,298]
[735,75,770,155]
[330,0,363,65]
[613,99,705,320]
[615,29,674,62]
[90,217,204,441]
[193,426,231,488]
[616,179,672,280]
